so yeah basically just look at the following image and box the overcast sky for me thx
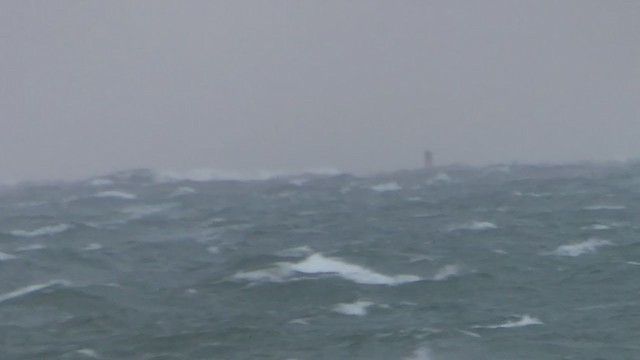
[1,1,638,182]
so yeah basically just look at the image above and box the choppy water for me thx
[2,163,640,359]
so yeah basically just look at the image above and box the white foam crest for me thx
[426,172,452,185]
[581,224,611,230]
[156,167,342,183]
[551,238,613,257]
[333,300,374,316]
[289,253,421,285]
[480,315,543,329]
[0,251,17,261]
[169,186,196,197]
[76,349,100,358]
[16,244,45,252]
[206,246,220,254]
[121,203,175,218]
[0,280,71,303]
[583,205,626,210]
[404,346,434,360]
[276,246,314,257]
[232,266,295,283]
[433,264,460,281]
[88,178,113,186]
[370,182,402,192]
[450,221,497,231]
[93,191,137,200]
[10,223,72,237]
[83,243,102,251]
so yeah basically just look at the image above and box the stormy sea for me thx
[2,163,640,360]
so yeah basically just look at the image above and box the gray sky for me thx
[1,1,639,182]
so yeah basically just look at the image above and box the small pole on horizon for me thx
[424,151,434,168]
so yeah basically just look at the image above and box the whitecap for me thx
[288,318,310,325]
[10,224,72,237]
[0,251,17,261]
[16,244,45,252]
[371,182,402,192]
[206,246,220,254]
[232,266,295,283]
[121,203,175,218]
[156,168,342,183]
[76,349,100,358]
[169,186,196,197]
[449,221,497,231]
[404,346,434,360]
[89,178,113,186]
[233,253,421,286]
[550,238,613,257]
[583,205,626,211]
[93,191,137,200]
[478,315,543,329]
[333,300,374,316]
[0,280,71,303]
[426,172,452,185]
[580,224,611,230]
[276,246,314,257]
[288,253,421,285]
[458,329,482,338]
[433,264,460,281]
[83,243,102,251]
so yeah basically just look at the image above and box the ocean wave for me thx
[276,246,314,257]
[583,205,626,211]
[432,264,460,281]
[233,253,421,286]
[550,239,613,257]
[0,251,17,261]
[82,243,102,251]
[74,349,100,358]
[121,203,175,219]
[333,300,374,316]
[10,223,72,237]
[0,280,72,304]
[88,178,113,186]
[426,172,453,185]
[169,186,196,197]
[289,253,421,285]
[15,244,45,252]
[476,315,543,329]
[404,346,434,360]
[155,167,343,183]
[370,182,402,192]
[449,221,497,231]
[580,224,611,230]
[93,191,137,200]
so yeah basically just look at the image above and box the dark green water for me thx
[1,163,640,359]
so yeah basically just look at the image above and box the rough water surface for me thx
[2,163,640,359]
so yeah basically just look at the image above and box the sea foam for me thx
[333,300,374,316]
[551,239,613,257]
[93,191,137,200]
[233,253,421,286]
[449,221,497,231]
[0,251,17,261]
[371,182,402,192]
[10,224,72,237]
[432,264,460,281]
[156,168,342,183]
[478,315,543,329]
[583,205,626,211]
[0,280,71,304]
[289,253,421,285]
